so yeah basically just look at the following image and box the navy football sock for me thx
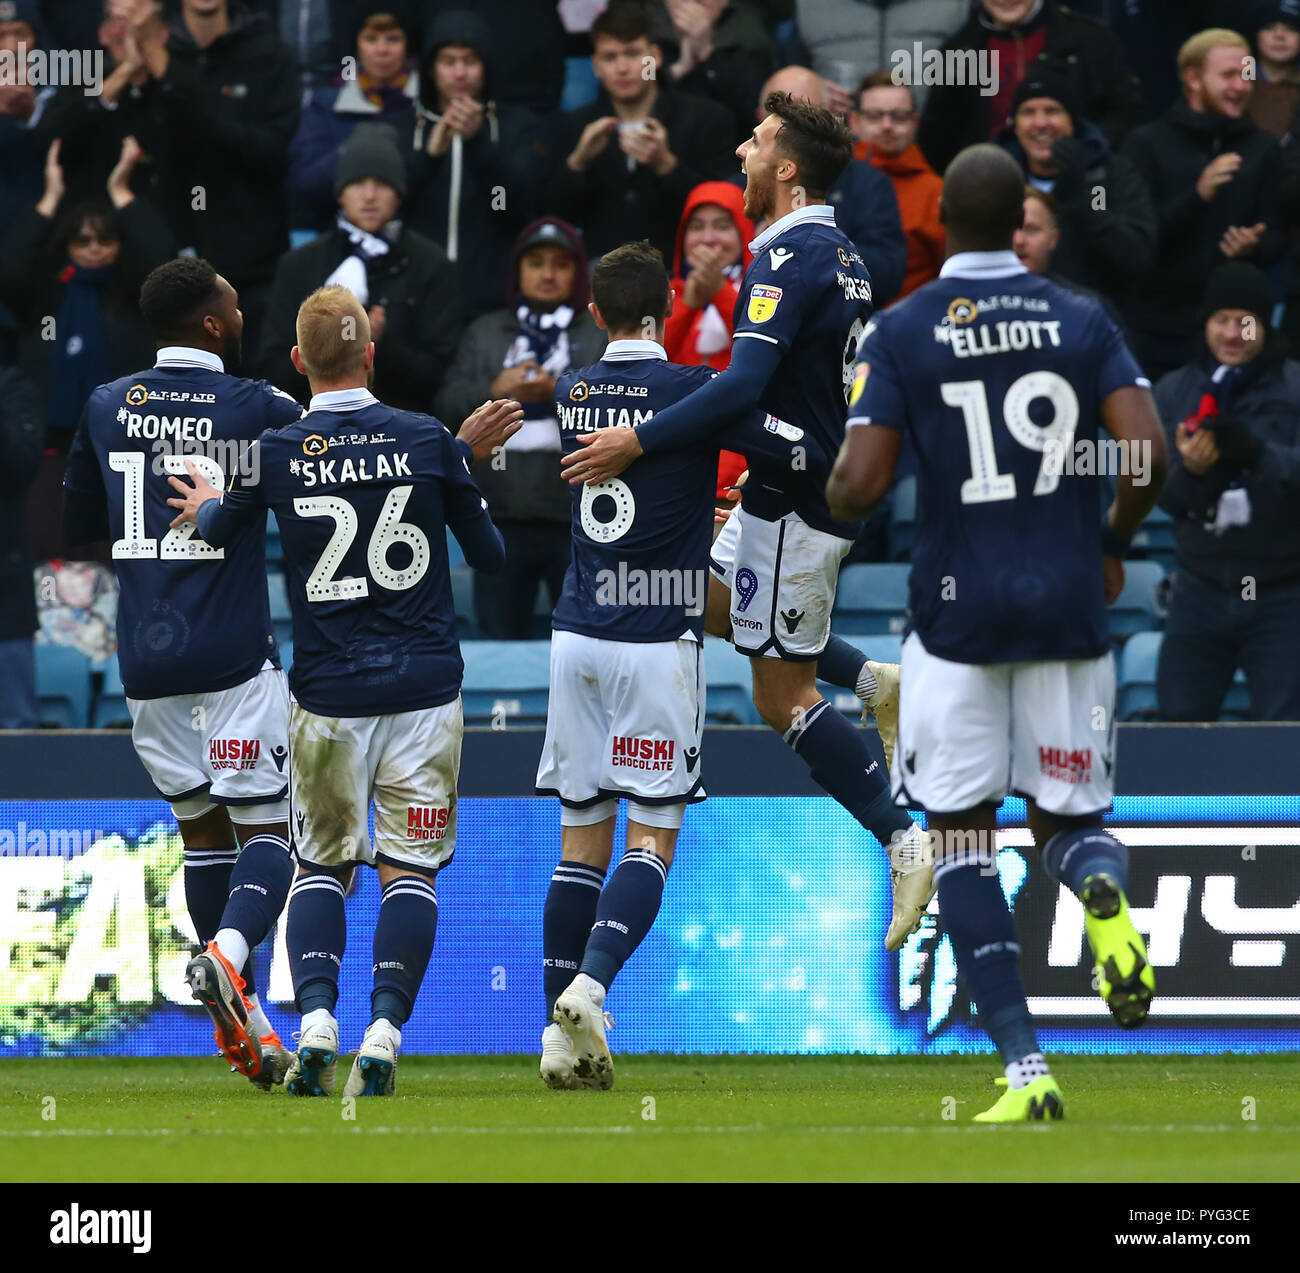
[184,844,257,992]
[371,875,438,1027]
[1042,826,1129,898]
[785,699,910,846]
[216,832,293,970]
[287,869,346,1015]
[543,860,606,1023]
[816,634,869,692]
[939,862,1039,1065]
[579,848,668,991]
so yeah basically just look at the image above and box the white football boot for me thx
[886,822,936,952]
[553,974,614,1090]
[540,1023,581,1090]
[285,1010,339,1097]
[860,660,900,773]
[343,1019,400,1097]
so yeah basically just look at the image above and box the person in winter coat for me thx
[1248,0,1300,139]
[287,11,420,231]
[0,362,42,729]
[664,181,756,498]
[852,71,945,299]
[1121,27,1300,379]
[405,7,547,319]
[546,2,739,263]
[434,218,602,639]
[997,69,1155,300]
[1154,262,1300,720]
[918,0,1144,176]
[257,123,462,412]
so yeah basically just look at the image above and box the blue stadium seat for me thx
[703,637,759,724]
[1108,559,1166,642]
[1117,631,1161,720]
[279,642,293,673]
[819,634,903,716]
[266,511,282,566]
[36,643,92,728]
[887,475,917,562]
[832,563,911,633]
[267,569,293,648]
[91,656,130,728]
[1130,504,1175,555]
[450,566,478,639]
[561,56,598,112]
[445,525,465,570]
[461,640,551,724]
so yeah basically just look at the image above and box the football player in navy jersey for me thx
[562,92,932,951]
[827,145,1168,1121]
[536,242,817,1090]
[168,285,521,1097]
[64,258,304,1088]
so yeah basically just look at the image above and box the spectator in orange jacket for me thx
[852,71,944,300]
[664,180,755,499]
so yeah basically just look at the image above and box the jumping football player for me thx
[63,258,303,1088]
[537,242,819,1090]
[167,285,521,1097]
[562,92,932,950]
[826,145,1167,1121]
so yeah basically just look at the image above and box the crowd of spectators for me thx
[3,0,1300,721]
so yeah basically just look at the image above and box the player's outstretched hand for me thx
[1102,555,1124,606]
[562,427,643,485]
[457,398,524,463]
[165,458,220,527]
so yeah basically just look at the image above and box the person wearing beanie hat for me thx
[1153,258,1300,720]
[999,66,1156,298]
[257,122,462,414]
[1249,1,1300,136]
[434,217,602,638]
[918,0,1144,176]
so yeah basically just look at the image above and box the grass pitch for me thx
[3,1054,1298,1183]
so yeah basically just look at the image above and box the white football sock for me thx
[1005,1052,1051,1090]
[214,928,250,974]
[301,1007,336,1033]
[244,993,271,1038]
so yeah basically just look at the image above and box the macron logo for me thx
[768,247,794,271]
[50,1206,151,1254]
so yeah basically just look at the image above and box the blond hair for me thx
[1178,28,1250,77]
[294,286,370,380]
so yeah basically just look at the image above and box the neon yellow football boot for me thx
[1081,873,1155,1028]
[973,1075,1065,1123]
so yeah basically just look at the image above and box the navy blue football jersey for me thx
[846,254,1148,663]
[553,343,722,642]
[214,391,493,717]
[732,204,875,537]
[63,348,303,699]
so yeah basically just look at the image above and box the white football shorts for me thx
[128,661,290,823]
[289,696,463,875]
[709,506,850,660]
[535,629,706,810]
[893,631,1117,817]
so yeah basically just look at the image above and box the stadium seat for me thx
[832,563,911,633]
[819,634,903,716]
[1108,559,1166,642]
[279,642,293,673]
[1117,631,1161,720]
[1131,504,1175,554]
[703,637,760,724]
[450,566,478,639]
[266,511,282,567]
[445,525,466,570]
[561,56,598,112]
[36,643,92,728]
[887,475,917,562]
[267,569,293,648]
[91,656,131,728]
[461,640,551,724]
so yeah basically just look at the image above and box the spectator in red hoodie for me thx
[852,71,944,299]
[663,180,755,500]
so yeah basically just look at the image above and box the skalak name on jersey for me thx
[846,251,1149,664]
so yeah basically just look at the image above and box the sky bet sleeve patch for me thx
[747,284,783,323]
